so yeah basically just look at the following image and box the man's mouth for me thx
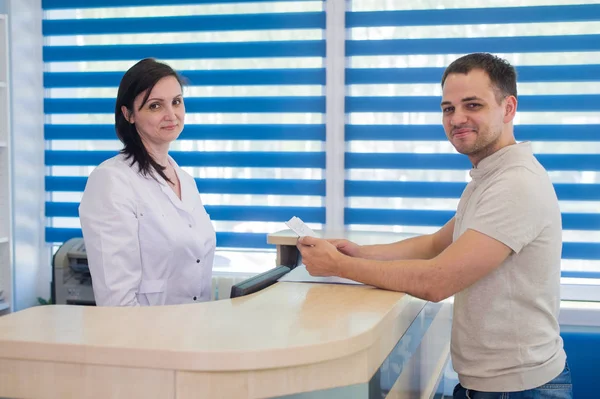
[452,128,475,138]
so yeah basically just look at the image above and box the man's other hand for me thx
[297,236,345,277]
[326,238,361,258]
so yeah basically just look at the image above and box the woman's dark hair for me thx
[115,58,185,183]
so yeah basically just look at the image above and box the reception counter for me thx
[267,229,420,268]
[0,230,452,399]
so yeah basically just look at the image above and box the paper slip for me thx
[285,216,317,237]
[278,264,363,285]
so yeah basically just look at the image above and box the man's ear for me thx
[121,105,134,124]
[503,95,517,124]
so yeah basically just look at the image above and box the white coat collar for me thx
[155,156,196,214]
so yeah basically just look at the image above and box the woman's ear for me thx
[121,105,134,124]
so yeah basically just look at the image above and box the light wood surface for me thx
[0,229,449,398]
[176,293,426,398]
[268,229,417,268]
[0,282,419,372]
[0,358,175,399]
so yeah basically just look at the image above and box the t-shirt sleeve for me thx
[465,167,547,254]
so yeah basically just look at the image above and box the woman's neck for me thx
[143,140,170,167]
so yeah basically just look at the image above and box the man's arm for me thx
[300,168,542,302]
[358,217,455,261]
[299,226,511,303]
[337,229,511,302]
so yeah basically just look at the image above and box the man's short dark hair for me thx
[441,53,517,103]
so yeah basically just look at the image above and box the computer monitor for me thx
[230,265,291,298]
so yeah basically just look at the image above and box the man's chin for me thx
[452,145,473,155]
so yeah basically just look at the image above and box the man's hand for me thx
[297,236,345,277]
[326,238,362,257]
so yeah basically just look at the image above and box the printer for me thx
[52,238,96,306]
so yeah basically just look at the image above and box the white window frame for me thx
[9,1,597,321]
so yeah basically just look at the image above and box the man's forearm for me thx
[339,256,442,302]
[358,234,439,261]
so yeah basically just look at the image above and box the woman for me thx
[79,58,216,306]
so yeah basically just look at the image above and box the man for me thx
[297,53,572,398]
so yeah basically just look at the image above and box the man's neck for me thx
[470,130,516,168]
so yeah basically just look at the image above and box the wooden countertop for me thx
[267,229,416,246]
[0,281,422,372]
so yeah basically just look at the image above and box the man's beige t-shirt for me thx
[452,142,566,391]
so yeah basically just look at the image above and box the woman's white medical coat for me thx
[79,154,216,306]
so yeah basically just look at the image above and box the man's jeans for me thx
[453,362,573,399]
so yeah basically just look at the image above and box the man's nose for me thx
[451,110,468,126]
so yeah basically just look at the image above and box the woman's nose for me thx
[164,106,176,120]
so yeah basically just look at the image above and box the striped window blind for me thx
[42,0,326,264]
[345,1,600,279]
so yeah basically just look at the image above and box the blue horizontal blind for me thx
[43,0,326,250]
[345,1,600,278]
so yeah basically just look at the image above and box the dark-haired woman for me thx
[79,58,216,306]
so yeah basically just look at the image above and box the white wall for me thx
[7,0,47,310]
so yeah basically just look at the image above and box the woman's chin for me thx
[162,128,183,141]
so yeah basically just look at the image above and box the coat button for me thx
[196,259,200,263]
[193,296,197,301]
[188,224,192,228]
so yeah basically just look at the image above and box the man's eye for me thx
[443,107,454,113]
[467,103,482,109]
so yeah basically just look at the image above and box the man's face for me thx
[441,69,509,161]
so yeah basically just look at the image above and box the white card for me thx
[285,216,317,237]
[278,264,363,285]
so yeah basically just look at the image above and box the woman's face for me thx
[123,75,185,148]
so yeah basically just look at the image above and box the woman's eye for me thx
[149,103,160,110]
[173,98,182,105]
